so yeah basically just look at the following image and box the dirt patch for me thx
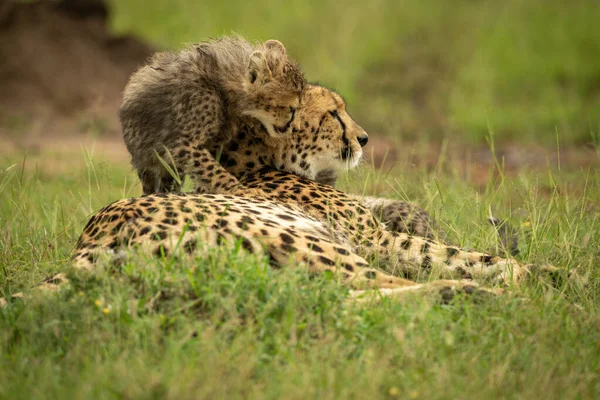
[0,0,153,136]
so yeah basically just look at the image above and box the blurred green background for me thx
[108,0,600,145]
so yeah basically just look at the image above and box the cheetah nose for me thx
[357,134,369,147]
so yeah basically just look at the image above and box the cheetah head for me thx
[222,84,368,185]
[267,84,369,181]
[242,40,304,136]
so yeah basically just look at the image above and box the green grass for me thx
[108,0,600,144]
[1,141,600,399]
[2,0,599,396]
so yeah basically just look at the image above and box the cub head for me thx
[267,84,369,181]
[242,40,305,136]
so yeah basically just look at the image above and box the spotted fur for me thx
[71,190,504,301]
[73,169,535,287]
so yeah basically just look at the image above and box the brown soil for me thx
[0,0,153,135]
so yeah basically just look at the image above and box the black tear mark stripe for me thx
[329,110,346,131]
[329,110,349,151]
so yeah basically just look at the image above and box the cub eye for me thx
[289,107,296,113]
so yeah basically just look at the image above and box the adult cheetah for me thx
[66,84,572,303]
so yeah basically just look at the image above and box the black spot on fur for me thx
[446,247,459,257]
[183,239,197,254]
[281,244,297,253]
[334,247,349,256]
[276,214,296,221]
[364,270,377,280]
[481,255,494,265]
[318,256,336,266]
[422,255,432,270]
[240,238,254,253]
[280,233,295,244]
[309,244,324,253]
[154,245,168,257]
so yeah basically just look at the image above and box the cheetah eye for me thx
[289,107,296,113]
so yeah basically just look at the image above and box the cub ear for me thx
[263,39,287,75]
[264,39,287,56]
[246,50,271,84]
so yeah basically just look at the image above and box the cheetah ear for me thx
[246,50,271,84]
[264,39,287,75]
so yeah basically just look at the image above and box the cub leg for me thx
[135,84,265,197]
[139,169,181,195]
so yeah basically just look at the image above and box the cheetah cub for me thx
[120,36,305,195]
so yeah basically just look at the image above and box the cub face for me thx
[242,40,304,137]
